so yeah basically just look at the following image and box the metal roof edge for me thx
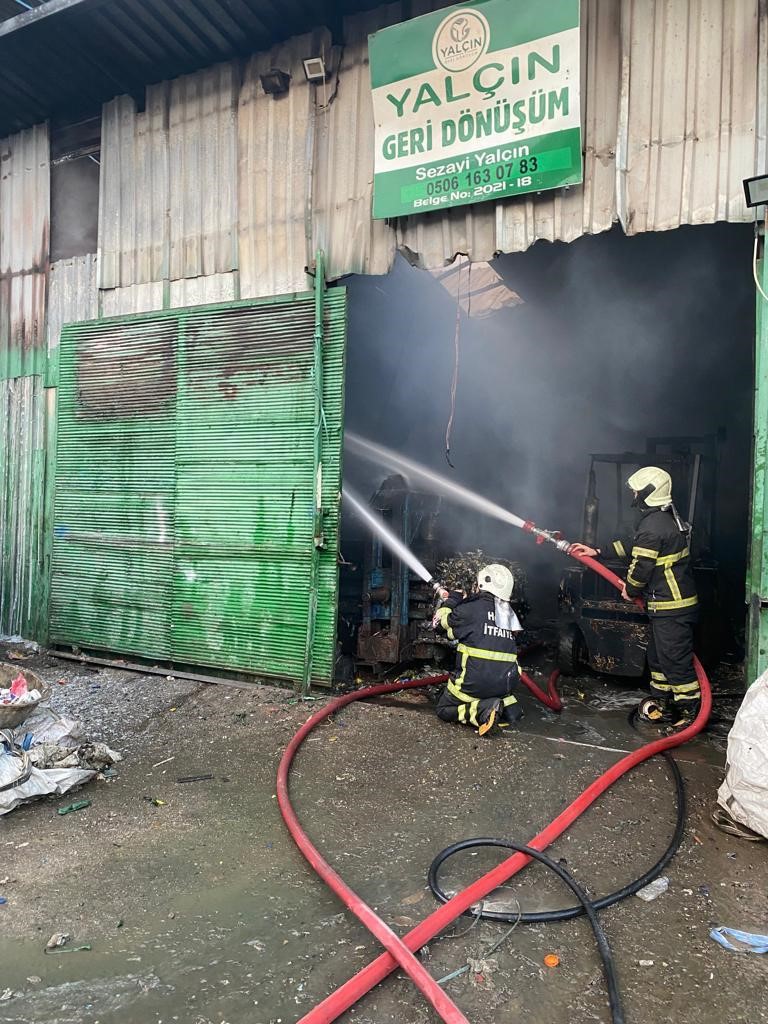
[0,0,108,39]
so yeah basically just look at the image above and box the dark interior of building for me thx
[339,223,754,676]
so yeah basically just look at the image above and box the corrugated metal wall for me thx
[239,29,331,296]
[91,0,766,295]
[1,0,767,645]
[0,125,49,638]
[49,291,347,685]
[618,0,763,234]
[0,123,49,379]
[0,375,45,637]
[98,64,241,315]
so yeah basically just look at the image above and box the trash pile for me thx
[435,550,529,616]
[0,673,42,706]
[0,705,121,815]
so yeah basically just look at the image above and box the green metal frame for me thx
[302,251,326,696]
[747,222,768,685]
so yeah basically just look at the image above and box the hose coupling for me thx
[523,522,572,552]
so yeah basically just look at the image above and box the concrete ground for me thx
[0,644,766,1024]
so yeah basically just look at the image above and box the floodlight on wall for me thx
[259,69,291,97]
[303,56,328,83]
[744,174,768,209]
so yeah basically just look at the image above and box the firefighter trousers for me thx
[647,613,700,707]
[436,682,522,730]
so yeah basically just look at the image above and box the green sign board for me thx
[369,0,582,219]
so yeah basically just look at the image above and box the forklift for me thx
[557,436,721,678]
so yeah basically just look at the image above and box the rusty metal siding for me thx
[47,255,99,361]
[92,0,766,290]
[618,0,764,234]
[99,65,239,293]
[0,374,45,637]
[238,31,328,298]
[0,123,49,380]
[313,10,397,280]
[0,124,49,639]
[98,88,170,291]
[169,64,239,281]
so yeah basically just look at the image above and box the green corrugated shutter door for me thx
[50,290,346,686]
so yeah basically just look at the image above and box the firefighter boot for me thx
[637,696,672,725]
[498,696,523,729]
[669,698,700,730]
[478,699,502,737]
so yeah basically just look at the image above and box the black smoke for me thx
[342,222,754,628]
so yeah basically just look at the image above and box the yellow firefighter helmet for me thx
[627,466,673,508]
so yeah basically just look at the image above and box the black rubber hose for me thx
[428,747,685,924]
[450,841,625,1024]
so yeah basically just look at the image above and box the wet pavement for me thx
[1,645,766,1024]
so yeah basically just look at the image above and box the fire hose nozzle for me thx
[523,522,572,551]
[429,579,450,601]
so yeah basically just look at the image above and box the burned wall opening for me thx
[341,223,754,666]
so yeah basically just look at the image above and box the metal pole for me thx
[302,250,325,696]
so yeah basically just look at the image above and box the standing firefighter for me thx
[433,564,523,736]
[572,467,700,727]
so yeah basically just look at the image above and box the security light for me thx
[259,69,291,97]
[744,174,768,209]
[303,56,328,83]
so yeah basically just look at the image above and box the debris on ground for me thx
[0,705,121,816]
[57,799,92,816]
[0,673,42,707]
[710,927,768,954]
[635,876,669,902]
[45,932,70,952]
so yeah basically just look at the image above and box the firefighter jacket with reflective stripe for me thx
[606,507,698,617]
[435,590,520,700]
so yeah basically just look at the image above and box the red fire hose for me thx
[279,551,711,1023]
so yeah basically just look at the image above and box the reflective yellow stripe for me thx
[469,700,480,727]
[673,692,701,702]
[456,644,518,663]
[665,566,682,602]
[650,681,699,694]
[672,682,700,694]
[627,573,644,588]
[613,540,627,558]
[502,694,518,707]
[656,547,689,566]
[436,607,451,629]
[632,546,659,560]
[456,650,469,688]
[457,704,467,724]
[647,595,698,611]
[447,680,474,702]
[650,671,668,682]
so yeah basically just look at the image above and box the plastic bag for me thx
[0,751,96,815]
[717,667,768,839]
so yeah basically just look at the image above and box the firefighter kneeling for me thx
[433,564,523,737]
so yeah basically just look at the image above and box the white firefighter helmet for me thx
[477,563,514,602]
[627,466,673,508]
